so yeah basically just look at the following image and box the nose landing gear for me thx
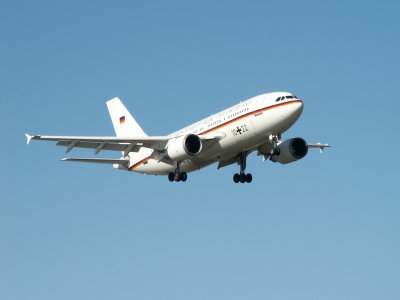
[270,134,281,156]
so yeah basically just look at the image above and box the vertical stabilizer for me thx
[106,97,147,137]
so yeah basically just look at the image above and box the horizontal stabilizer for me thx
[62,157,130,167]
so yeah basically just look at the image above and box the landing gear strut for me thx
[270,135,281,156]
[168,164,187,183]
[233,152,252,183]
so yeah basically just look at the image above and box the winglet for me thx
[318,143,331,154]
[25,134,33,145]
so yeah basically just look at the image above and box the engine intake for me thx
[271,137,308,164]
[167,134,202,161]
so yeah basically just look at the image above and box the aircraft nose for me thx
[292,100,304,118]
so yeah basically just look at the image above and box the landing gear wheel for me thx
[181,172,187,182]
[245,173,253,183]
[168,172,175,182]
[174,173,181,182]
[168,169,188,183]
[239,173,246,183]
[233,173,240,183]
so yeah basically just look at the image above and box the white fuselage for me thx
[130,92,303,175]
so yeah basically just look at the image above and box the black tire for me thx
[275,147,281,156]
[174,173,181,182]
[181,172,187,182]
[239,173,246,183]
[233,173,240,183]
[168,172,175,182]
[245,173,253,183]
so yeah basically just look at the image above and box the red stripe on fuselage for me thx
[128,156,151,171]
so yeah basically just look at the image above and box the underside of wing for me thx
[200,132,226,150]
[217,156,239,169]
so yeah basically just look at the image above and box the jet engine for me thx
[270,137,308,164]
[166,134,202,161]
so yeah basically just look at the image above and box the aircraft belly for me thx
[134,158,206,175]
[134,161,174,175]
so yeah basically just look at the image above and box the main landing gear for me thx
[233,152,253,184]
[168,164,187,182]
[168,171,187,182]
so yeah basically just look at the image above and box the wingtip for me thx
[319,143,331,154]
[25,134,33,145]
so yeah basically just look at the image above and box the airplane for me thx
[26,92,330,183]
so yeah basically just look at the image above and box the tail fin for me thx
[106,97,147,137]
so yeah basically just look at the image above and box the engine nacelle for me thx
[271,137,308,164]
[166,134,202,161]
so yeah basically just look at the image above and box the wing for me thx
[307,143,331,153]
[25,133,224,157]
[26,134,170,156]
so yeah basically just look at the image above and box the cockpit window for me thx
[276,96,286,102]
[276,95,299,102]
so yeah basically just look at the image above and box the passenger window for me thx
[286,96,294,99]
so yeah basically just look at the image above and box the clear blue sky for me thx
[1,1,399,299]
